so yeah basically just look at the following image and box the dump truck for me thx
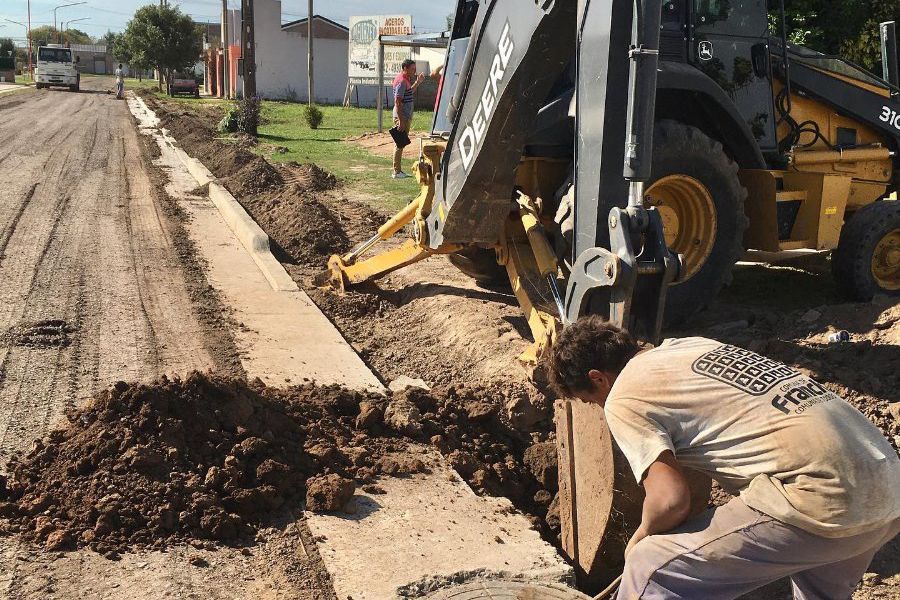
[321,0,900,592]
[34,44,80,92]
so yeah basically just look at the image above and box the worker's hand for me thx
[624,525,649,560]
[416,72,425,84]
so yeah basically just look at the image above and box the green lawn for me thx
[124,77,167,91]
[258,102,434,212]
[14,73,32,84]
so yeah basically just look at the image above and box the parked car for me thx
[168,74,199,98]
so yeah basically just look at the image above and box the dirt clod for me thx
[305,474,355,513]
[523,443,558,492]
[384,397,423,437]
[355,401,383,431]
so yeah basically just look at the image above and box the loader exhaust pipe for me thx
[881,21,899,88]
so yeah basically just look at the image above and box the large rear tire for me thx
[832,200,900,300]
[645,120,748,325]
[447,246,509,289]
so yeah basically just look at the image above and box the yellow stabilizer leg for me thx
[318,152,442,291]
[328,239,446,289]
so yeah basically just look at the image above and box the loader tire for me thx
[447,246,509,289]
[646,120,748,325]
[832,200,900,301]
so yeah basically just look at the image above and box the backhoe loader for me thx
[320,0,900,592]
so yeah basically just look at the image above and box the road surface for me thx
[0,77,331,599]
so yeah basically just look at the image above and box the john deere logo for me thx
[698,40,713,61]
[351,20,377,44]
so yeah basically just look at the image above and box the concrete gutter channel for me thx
[125,93,574,599]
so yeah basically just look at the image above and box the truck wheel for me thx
[447,246,509,289]
[644,120,748,325]
[832,200,900,300]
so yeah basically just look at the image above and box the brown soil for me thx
[346,130,431,159]
[0,374,562,555]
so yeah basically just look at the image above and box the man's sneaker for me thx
[391,171,411,179]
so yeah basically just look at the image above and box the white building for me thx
[254,0,349,103]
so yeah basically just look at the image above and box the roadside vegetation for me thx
[259,102,434,209]
[146,89,433,211]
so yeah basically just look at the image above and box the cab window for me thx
[38,48,72,63]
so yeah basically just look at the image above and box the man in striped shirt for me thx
[391,59,425,179]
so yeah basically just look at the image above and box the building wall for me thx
[254,0,348,103]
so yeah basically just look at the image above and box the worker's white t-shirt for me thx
[604,337,900,538]
[115,68,123,83]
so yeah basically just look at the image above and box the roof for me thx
[70,44,107,53]
[281,14,349,36]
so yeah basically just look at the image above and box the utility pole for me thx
[307,0,313,105]
[241,0,255,97]
[27,0,32,78]
[221,0,229,98]
[158,0,165,90]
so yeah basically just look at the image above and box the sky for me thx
[1,0,452,43]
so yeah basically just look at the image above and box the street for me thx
[0,77,329,600]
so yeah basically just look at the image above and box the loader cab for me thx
[660,0,778,152]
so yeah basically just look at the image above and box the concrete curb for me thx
[129,94,297,293]
[207,181,298,292]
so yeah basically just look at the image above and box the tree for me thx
[97,30,119,47]
[0,38,14,58]
[118,5,202,90]
[776,0,900,72]
[29,25,91,46]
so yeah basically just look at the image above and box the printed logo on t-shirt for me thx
[769,378,840,415]
[692,344,800,395]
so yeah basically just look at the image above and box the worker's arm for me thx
[624,450,692,558]
[431,65,444,79]
[410,72,426,90]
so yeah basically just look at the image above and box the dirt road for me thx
[0,79,331,599]
[0,79,225,467]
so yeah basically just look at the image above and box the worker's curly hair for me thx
[547,316,640,397]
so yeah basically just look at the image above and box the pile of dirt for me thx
[278,162,338,193]
[241,189,351,267]
[142,94,366,269]
[148,101,283,199]
[0,374,561,555]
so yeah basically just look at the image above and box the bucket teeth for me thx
[314,255,349,292]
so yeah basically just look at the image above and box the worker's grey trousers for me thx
[617,497,899,599]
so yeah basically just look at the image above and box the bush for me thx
[236,95,261,134]
[217,95,261,135]
[303,104,324,129]
[217,106,239,133]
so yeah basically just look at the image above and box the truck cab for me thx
[35,44,80,92]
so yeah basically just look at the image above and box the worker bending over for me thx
[549,316,900,599]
